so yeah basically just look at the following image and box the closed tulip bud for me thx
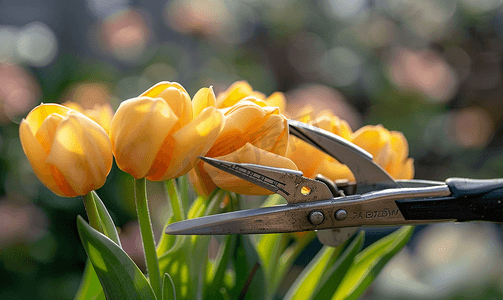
[189,97,296,196]
[109,82,225,181]
[19,104,113,197]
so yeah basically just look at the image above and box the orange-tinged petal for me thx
[110,97,179,178]
[189,162,217,197]
[47,111,112,195]
[20,119,75,196]
[146,107,224,181]
[192,86,216,117]
[205,143,298,195]
[140,81,192,127]
[208,101,269,157]
[249,113,289,156]
[265,92,286,113]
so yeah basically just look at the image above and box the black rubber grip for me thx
[396,187,503,222]
[445,177,503,197]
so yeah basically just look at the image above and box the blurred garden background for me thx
[1,0,503,299]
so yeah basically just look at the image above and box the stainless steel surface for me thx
[200,157,334,203]
[309,211,325,225]
[335,209,348,221]
[288,120,401,193]
[165,185,451,235]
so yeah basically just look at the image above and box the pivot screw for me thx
[308,211,324,225]
[335,209,348,221]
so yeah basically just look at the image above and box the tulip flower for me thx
[189,97,297,195]
[351,125,414,180]
[287,108,414,182]
[19,104,113,197]
[109,81,225,181]
[62,101,114,134]
[216,81,287,113]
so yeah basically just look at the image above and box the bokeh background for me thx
[1,0,503,299]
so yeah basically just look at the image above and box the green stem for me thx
[82,193,103,233]
[165,179,184,221]
[134,178,162,299]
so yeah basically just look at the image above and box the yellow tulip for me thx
[19,104,113,197]
[189,97,296,195]
[109,81,225,181]
[351,125,414,180]
[62,102,114,134]
[287,108,354,180]
[287,107,414,182]
[216,81,287,113]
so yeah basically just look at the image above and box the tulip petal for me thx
[20,119,76,197]
[35,113,65,154]
[216,81,255,108]
[286,136,326,179]
[314,157,355,182]
[110,97,179,178]
[207,101,268,157]
[188,162,217,197]
[389,131,409,163]
[265,92,286,113]
[204,143,298,195]
[192,87,216,117]
[47,112,112,195]
[146,107,224,181]
[249,113,289,156]
[24,104,71,134]
[140,81,193,127]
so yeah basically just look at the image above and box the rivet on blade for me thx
[308,211,324,225]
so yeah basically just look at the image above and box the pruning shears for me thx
[165,120,503,246]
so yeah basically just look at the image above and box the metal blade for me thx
[200,156,334,203]
[288,120,401,193]
[165,185,451,235]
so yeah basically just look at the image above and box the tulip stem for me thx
[82,193,103,233]
[134,178,161,299]
[165,179,184,221]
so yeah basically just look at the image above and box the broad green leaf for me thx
[77,216,156,300]
[311,231,365,300]
[284,236,354,300]
[332,226,414,300]
[162,273,176,300]
[92,191,121,246]
[74,261,103,300]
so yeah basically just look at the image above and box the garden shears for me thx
[165,120,503,246]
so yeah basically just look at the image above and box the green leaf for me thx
[332,226,415,300]
[206,235,237,296]
[92,191,121,246]
[284,236,354,300]
[74,261,103,300]
[311,231,365,300]
[77,216,156,300]
[162,273,176,300]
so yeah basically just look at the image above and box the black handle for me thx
[396,178,503,222]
